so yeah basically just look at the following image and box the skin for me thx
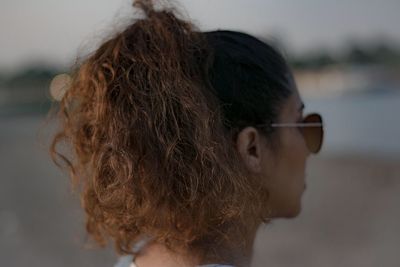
[135,81,311,267]
[237,86,309,219]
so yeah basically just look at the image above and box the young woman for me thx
[49,1,324,266]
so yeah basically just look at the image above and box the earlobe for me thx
[235,127,263,174]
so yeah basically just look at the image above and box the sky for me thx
[1,0,400,72]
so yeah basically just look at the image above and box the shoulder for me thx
[113,258,234,267]
[114,255,135,267]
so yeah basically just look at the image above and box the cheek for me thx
[277,131,307,196]
[282,129,308,169]
[289,128,309,165]
[262,130,309,217]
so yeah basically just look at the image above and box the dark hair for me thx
[205,30,292,132]
[47,0,293,263]
[204,30,293,145]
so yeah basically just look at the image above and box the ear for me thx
[235,127,270,174]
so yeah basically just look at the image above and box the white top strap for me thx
[113,236,234,267]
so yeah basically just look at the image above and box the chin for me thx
[268,198,303,219]
[269,205,302,219]
[282,204,302,218]
[287,209,301,218]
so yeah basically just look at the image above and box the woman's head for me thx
[234,78,310,219]
[48,0,310,261]
[201,30,310,218]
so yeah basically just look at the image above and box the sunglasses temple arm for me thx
[270,123,323,127]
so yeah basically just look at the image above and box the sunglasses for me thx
[257,113,324,154]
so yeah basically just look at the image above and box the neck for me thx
[200,221,260,267]
[135,222,261,267]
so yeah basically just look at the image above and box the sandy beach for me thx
[1,115,399,267]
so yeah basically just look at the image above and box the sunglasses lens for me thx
[302,113,324,153]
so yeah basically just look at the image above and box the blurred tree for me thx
[289,39,400,70]
[344,43,376,65]
[370,43,400,65]
[291,50,338,70]
[0,65,63,115]
[342,39,400,66]
[4,66,59,90]
[0,73,5,87]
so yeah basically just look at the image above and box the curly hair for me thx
[48,0,292,263]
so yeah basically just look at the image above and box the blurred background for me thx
[1,0,399,266]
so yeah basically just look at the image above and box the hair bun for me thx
[133,0,155,17]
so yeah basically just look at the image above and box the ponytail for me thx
[49,0,269,259]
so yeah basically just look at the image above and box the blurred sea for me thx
[304,88,400,159]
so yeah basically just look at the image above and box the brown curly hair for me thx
[47,0,293,263]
